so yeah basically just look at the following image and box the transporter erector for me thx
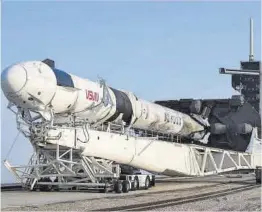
[1,18,261,192]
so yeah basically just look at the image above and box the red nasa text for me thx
[86,90,99,102]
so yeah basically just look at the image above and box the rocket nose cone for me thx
[1,64,27,94]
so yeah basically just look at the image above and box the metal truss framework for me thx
[189,145,253,176]
[4,144,120,191]
[3,103,261,191]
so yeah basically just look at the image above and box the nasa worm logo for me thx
[86,90,99,102]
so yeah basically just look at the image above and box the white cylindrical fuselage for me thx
[1,61,204,136]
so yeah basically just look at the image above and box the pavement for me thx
[1,174,259,211]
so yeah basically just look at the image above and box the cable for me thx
[4,131,20,161]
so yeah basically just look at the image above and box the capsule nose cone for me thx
[1,64,27,94]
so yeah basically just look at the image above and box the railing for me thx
[12,105,185,146]
[92,122,183,143]
[9,101,184,146]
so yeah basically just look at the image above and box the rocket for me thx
[1,59,206,138]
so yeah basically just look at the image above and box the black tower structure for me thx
[220,61,260,112]
[155,18,260,152]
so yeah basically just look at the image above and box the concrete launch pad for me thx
[1,174,258,211]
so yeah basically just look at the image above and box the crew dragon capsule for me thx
[1,59,205,137]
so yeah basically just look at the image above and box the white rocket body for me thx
[1,61,204,136]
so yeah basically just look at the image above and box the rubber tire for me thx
[144,176,150,190]
[132,176,139,191]
[114,181,123,193]
[122,180,130,193]
[99,187,109,193]
[52,178,60,191]
[151,175,156,187]
[72,186,77,190]
[100,183,110,193]
[38,178,52,192]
